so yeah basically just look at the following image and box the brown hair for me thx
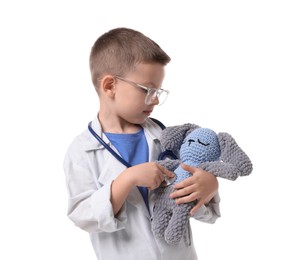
[89,27,171,89]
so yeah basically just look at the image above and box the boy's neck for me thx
[98,112,141,134]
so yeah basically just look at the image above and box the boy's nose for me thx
[148,95,159,105]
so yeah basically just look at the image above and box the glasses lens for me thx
[145,89,168,105]
[157,90,168,105]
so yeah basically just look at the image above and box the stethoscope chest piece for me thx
[161,174,177,187]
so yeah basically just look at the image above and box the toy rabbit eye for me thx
[188,139,195,146]
[197,139,210,146]
[183,139,196,146]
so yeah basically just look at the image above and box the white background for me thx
[1,0,298,259]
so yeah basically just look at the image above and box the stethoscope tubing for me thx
[88,122,131,168]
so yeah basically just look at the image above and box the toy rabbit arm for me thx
[199,132,253,181]
[199,161,242,181]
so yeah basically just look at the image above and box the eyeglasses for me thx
[114,76,169,106]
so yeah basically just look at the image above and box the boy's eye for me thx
[197,139,210,146]
[141,87,148,93]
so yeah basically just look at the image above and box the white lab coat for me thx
[64,117,221,260]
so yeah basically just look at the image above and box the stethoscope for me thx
[88,122,177,187]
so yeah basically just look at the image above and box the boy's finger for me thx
[157,164,175,177]
[173,177,193,189]
[181,163,197,174]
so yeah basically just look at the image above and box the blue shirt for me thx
[104,128,149,210]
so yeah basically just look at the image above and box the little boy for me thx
[64,27,220,260]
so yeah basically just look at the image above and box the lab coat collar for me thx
[83,116,109,151]
[141,118,163,142]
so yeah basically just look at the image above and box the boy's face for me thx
[113,62,166,124]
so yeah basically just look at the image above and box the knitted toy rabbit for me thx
[152,124,253,245]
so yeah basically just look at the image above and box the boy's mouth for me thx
[143,109,153,116]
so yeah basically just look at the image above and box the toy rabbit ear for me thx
[160,123,199,155]
[217,132,253,176]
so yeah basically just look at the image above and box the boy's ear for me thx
[100,75,116,96]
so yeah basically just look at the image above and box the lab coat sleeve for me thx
[64,152,127,233]
[191,192,221,223]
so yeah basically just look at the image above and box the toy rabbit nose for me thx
[161,173,177,187]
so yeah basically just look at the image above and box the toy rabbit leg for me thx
[151,186,174,239]
[164,199,196,245]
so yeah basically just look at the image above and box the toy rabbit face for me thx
[180,128,221,164]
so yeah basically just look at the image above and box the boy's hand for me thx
[128,162,175,190]
[112,162,174,215]
[169,163,218,216]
